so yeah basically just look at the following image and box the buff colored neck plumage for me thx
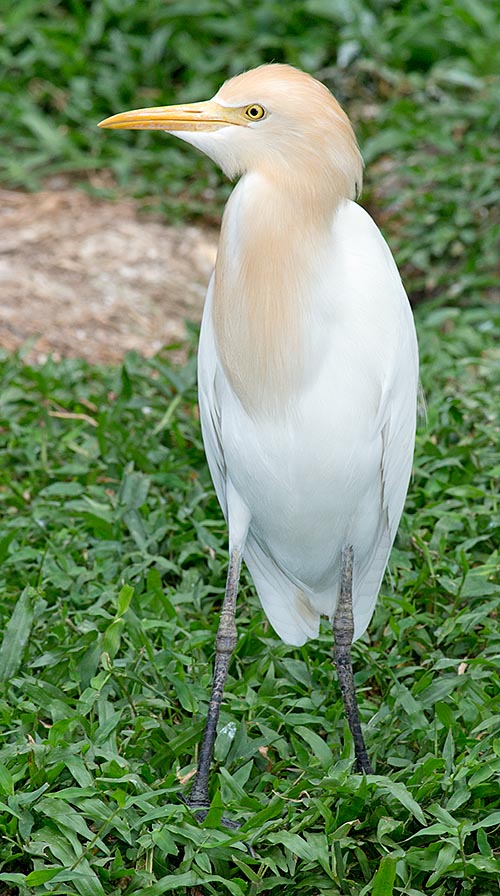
[211,65,362,415]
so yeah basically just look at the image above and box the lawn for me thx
[1,1,500,894]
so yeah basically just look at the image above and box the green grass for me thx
[2,1,500,893]
[0,302,500,895]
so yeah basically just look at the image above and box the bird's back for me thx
[198,199,418,646]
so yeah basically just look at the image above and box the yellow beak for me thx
[98,100,241,132]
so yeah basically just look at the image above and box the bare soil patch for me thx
[0,188,218,364]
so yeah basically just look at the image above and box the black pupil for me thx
[250,107,259,116]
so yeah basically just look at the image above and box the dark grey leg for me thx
[188,547,242,810]
[333,545,373,774]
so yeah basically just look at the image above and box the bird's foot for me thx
[185,795,256,857]
[182,794,244,833]
[355,753,373,775]
[190,806,242,832]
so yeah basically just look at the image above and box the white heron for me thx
[99,63,418,808]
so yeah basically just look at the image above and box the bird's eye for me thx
[244,104,266,121]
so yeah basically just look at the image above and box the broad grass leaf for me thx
[25,860,106,896]
[469,760,500,786]
[170,673,198,713]
[0,586,36,682]
[0,531,16,564]
[295,725,333,768]
[102,618,125,657]
[372,855,397,896]
[116,583,134,617]
[214,720,237,762]
[25,869,62,885]
[141,871,246,894]
[428,842,458,885]
[37,797,105,847]
[151,826,180,856]
[0,800,21,819]
[476,827,492,857]
[465,855,500,874]
[267,831,319,863]
[0,762,14,796]
[63,865,107,896]
[64,755,93,788]
[376,780,426,824]
[412,822,455,838]
[469,812,500,831]
[118,468,151,510]
[21,108,70,152]
[39,481,84,497]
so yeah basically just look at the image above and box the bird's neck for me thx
[213,172,340,416]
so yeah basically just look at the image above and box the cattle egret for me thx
[99,64,418,811]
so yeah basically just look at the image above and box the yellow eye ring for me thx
[244,104,266,121]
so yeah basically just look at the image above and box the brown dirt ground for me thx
[0,188,218,364]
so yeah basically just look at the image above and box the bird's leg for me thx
[188,547,241,811]
[333,545,373,774]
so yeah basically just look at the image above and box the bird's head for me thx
[99,64,362,203]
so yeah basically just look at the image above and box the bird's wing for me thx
[197,276,228,520]
[352,253,418,640]
[381,360,418,541]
